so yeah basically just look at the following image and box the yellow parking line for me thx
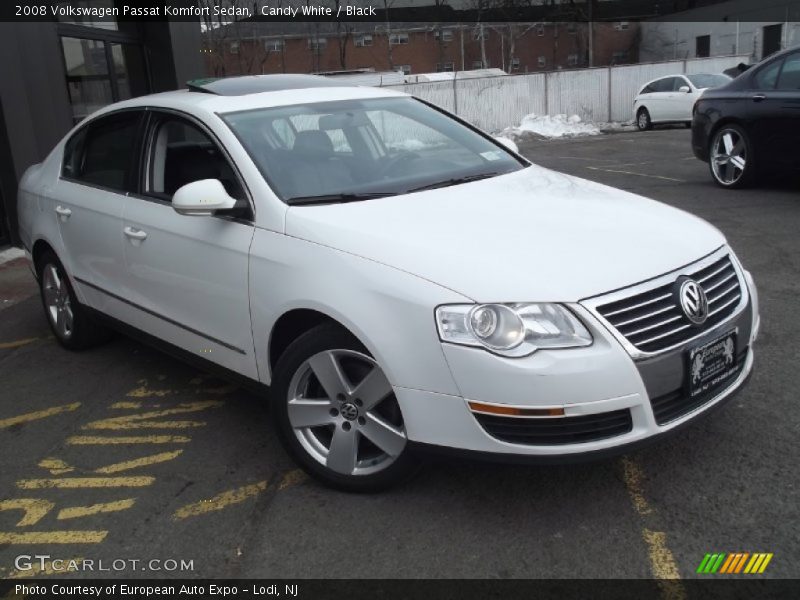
[67,435,191,445]
[110,401,142,409]
[95,450,184,474]
[17,477,154,489]
[278,469,308,490]
[0,337,38,350]
[38,458,74,475]
[173,481,267,520]
[621,457,685,600]
[58,499,136,520]
[0,499,55,526]
[0,402,81,429]
[621,456,652,516]
[9,557,84,578]
[126,380,174,398]
[0,531,107,544]
[82,401,222,430]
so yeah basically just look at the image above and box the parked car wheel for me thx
[709,124,755,188]
[636,108,652,131]
[37,250,112,350]
[272,323,420,492]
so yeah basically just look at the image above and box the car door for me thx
[120,111,258,379]
[760,51,800,168]
[648,77,676,121]
[673,76,697,121]
[55,110,144,316]
[744,53,798,168]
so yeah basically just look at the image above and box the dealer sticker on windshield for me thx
[687,329,739,398]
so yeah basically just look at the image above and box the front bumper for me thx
[396,269,758,459]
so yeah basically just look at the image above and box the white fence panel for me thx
[386,54,751,131]
[546,68,609,122]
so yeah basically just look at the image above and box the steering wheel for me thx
[377,151,420,177]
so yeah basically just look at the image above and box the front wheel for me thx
[272,324,420,492]
[709,124,756,188]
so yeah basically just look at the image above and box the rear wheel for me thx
[636,108,652,131]
[272,323,420,492]
[37,251,112,350]
[709,124,755,188]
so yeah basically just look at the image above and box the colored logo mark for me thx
[696,552,773,574]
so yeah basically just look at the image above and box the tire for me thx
[636,108,652,131]
[272,323,420,492]
[37,250,112,350]
[708,124,756,189]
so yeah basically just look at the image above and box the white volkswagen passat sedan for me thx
[633,73,731,130]
[18,75,759,491]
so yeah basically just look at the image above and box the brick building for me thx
[202,21,640,78]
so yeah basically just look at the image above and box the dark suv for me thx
[692,47,800,188]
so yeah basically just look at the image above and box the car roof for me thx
[89,75,409,120]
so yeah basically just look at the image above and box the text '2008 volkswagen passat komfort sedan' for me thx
[18,75,759,491]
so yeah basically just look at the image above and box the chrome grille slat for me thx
[614,304,678,328]
[623,314,683,337]
[708,293,741,317]
[633,323,692,347]
[704,271,736,293]
[603,292,672,318]
[592,253,745,355]
[707,281,739,303]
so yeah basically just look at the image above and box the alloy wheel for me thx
[287,349,406,477]
[42,263,73,339]
[711,128,747,185]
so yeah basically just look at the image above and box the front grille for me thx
[473,409,632,445]
[651,349,747,425]
[595,255,743,354]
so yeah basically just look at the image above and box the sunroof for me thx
[186,74,343,96]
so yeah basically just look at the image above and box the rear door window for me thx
[753,59,783,90]
[776,52,800,90]
[63,111,142,192]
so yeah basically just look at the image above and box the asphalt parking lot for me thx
[0,128,797,583]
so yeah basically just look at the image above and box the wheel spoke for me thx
[722,133,735,154]
[308,351,349,400]
[730,139,744,156]
[55,309,67,336]
[43,283,58,307]
[288,399,334,428]
[63,305,74,333]
[725,161,735,182]
[352,366,392,410]
[326,426,359,474]
[360,413,406,457]
[730,155,746,170]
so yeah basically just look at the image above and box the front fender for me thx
[249,228,467,396]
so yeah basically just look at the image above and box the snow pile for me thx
[501,113,602,139]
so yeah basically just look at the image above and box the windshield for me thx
[686,74,731,89]
[222,96,524,204]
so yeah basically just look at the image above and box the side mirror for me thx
[678,85,691,93]
[172,179,237,217]
[494,136,519,154]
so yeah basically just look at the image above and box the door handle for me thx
[752,94,766,102]
[123,226,148,241]
[55,205,72,220]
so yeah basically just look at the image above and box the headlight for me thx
[435,303,592,357]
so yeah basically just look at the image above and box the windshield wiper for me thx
[286,192,397,206]
[407,172,500,193]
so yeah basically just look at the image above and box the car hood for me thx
[284,165,726,301]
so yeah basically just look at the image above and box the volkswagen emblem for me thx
[340,402,359,421]
[678,279,709,325]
